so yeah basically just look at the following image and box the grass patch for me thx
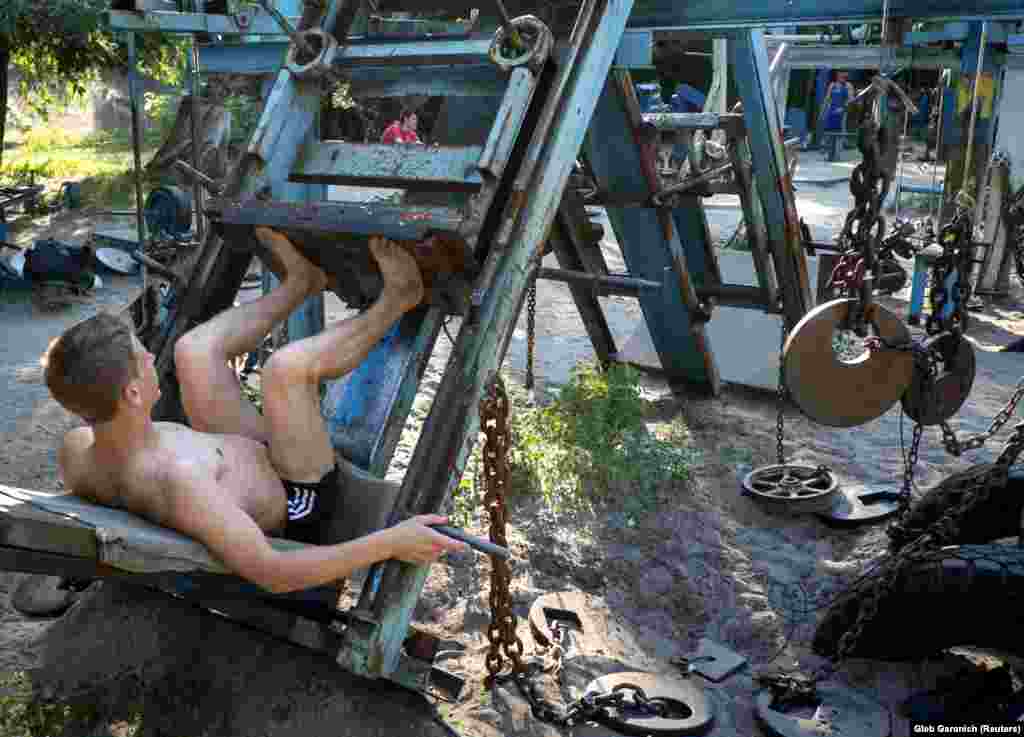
[1,123,164,211]
[450,363,697,525]
[0,670,141,737]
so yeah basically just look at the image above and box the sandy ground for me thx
[1,148,1023,735]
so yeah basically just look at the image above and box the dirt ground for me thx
[2,149,1024,736]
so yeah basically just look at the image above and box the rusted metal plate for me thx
[901,332,976,427]
[528,591,585,648]
[783,298,913,427]
[583,672,715,735]
[817,488,902,527]
[755,681,890,737]
[687,638,747,682]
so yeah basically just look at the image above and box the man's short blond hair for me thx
[43,312,139,424]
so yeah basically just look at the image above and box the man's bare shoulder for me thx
[56,427,94,490]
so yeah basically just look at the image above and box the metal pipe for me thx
[930,69,950,222]
[126,33,147,267]
[961,21,989,197]
[654,161,734,203]
[536,267,662,295]
[190,33,206,244]
[694,283,772,309]
[175,159,222,195]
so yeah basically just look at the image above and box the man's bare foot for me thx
[254,227,328,296]
[369,235,424,311]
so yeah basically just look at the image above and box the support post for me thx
[730,29,812,327]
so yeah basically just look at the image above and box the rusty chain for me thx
[776,315,788,465]
[525,275,537,390]
[480,374,526,681]
[939,377,1024,457]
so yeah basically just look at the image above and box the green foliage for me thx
[0,671,101,737]
[0,123,161,209]
[506,363,696,516]
[1,1,185,115]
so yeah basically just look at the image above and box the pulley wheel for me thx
[10,575,79,618]
[783,298,914,427]
[583,672,714,735]
[742,465,841,515]
[755,681,890,737]
[901,332,975,426]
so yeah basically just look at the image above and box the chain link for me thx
[940,377,1024,456]
[480,375,525,681]
[836,420,1024,662]
[525,275,537,390]
[776,315,788,465]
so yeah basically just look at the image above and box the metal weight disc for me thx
[742,465,841,515]
[583,672,714,736]
[901,332,976,426]
[783,298,914,427]
[755,681,890,737]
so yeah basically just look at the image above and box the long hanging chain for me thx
[525,274,538,390]
[776,316,788,465]
[480,375,525,682]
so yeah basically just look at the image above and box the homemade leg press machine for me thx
[0,0,817,695]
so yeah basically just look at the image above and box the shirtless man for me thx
[43,228,464,593]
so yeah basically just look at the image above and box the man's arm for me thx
[166,466,463,593]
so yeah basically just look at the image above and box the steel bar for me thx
[189,38,206,244]
[626,0,1024,30]
[962,21,990,195]
[695,283,771,309]
[126,33,147,255]
[206,198,464,240]
[334,38,492,67]
[175,159,223,195]
[291,142,484,190]
[642,112,745,133]
[107,9,301,34]
[655,161,734,202]
[536,266,661,295]
[429,525,510,559]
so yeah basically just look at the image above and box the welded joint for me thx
[286,27,341,80]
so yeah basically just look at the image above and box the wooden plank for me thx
[322,309,445,476]
[0,485,305,576]
[291,142,484,190]
[730,29,811,328]
[548,219,617,368]
[582,73,719,392]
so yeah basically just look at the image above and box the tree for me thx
[0,0,183,169]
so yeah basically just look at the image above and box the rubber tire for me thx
[813,544,1024,660]
[10,575,78,618]
[888,466,1024,553]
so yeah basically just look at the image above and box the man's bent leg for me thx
[262,237,423,482]
[175,228,327,440]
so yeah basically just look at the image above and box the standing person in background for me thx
[820,70,855,135]
[382,109,422,144]
[819,70,856,160]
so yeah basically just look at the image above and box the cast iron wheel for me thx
[742,464,841,515]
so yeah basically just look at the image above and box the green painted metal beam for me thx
[291,142,484,190]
